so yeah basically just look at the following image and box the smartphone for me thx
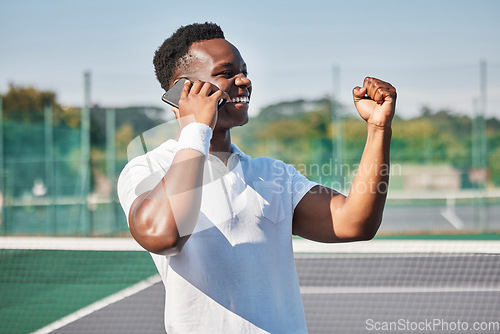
[161,78,226,110]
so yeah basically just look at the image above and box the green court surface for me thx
[0,249,157,334]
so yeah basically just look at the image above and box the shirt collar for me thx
[230,143,245,158]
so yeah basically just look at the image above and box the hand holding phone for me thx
[162,79,228,129]
[162,78,226,110]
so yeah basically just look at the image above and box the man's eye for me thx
[217,71,232,77]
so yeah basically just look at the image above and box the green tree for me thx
[237,98,500,187]
[1,84,81,128]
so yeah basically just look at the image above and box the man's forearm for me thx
[334,124,391,239]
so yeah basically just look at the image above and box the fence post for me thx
[44,102,55,235]
[80,71,91,236]
[106,108,116,233]
[0,97,4,235]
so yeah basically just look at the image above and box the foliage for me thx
[234,99,500,187]
[1,84,81,127]
[0,85,166,197]
[2,85,499,190]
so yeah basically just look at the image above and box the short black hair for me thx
[153,22,225,91]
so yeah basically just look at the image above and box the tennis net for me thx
[1,237,499,334]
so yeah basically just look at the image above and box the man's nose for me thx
[235,73,251,88]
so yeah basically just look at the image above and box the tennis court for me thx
[1,237,499,334]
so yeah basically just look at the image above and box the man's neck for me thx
[209,128,232,165]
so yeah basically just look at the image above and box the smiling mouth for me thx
[229,96,250,104]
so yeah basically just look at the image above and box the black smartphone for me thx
[161,78,226,110]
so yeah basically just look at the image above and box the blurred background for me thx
[1,1,500,333]
[0,0,499,237]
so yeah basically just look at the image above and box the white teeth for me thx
[231,96,249,103]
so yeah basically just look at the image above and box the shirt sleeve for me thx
[117,154,165,224]
[288,164,319,210]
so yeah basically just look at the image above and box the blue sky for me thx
[1,0,499,119]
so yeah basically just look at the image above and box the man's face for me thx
[178,38,252,130]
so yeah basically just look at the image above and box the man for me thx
[117,22,396,333]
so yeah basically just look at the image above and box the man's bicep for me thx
[292,185,346,243]
[117,157,165,224]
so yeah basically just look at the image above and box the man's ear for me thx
[170,76,192,90]
[171,107,180,120]
[171,78,181,86]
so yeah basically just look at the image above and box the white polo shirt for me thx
[117,139,318,334]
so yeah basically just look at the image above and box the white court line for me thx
[292,239,500,254]
[0,236,144,251]
[440,207,465,230]
[1,237,499,254]
[440,196,465,230]
[300,286,500,294]
[31,274,161,334]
